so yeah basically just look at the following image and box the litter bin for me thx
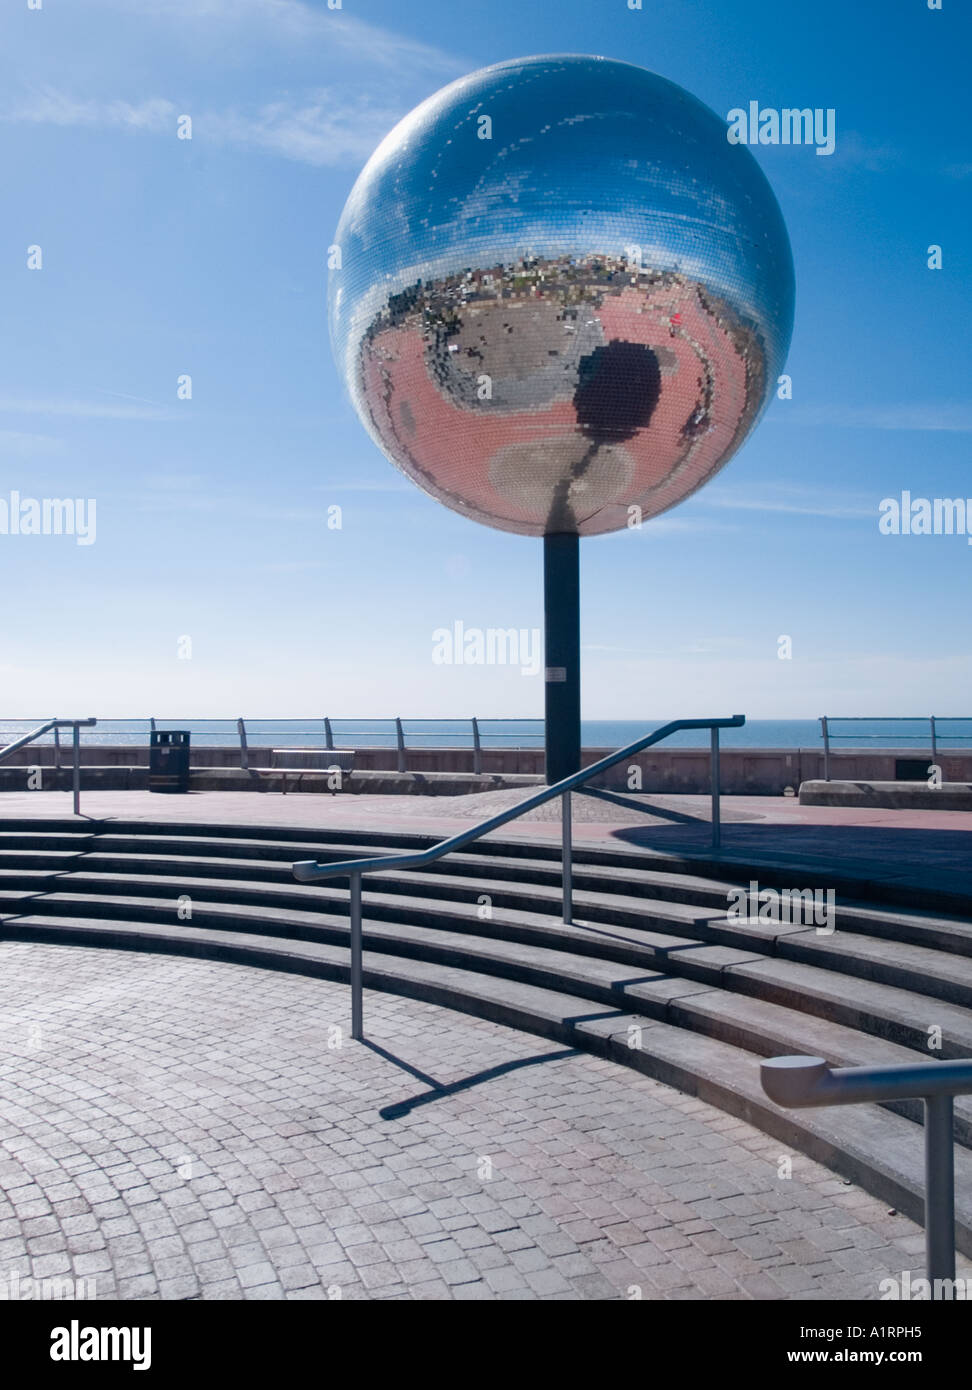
[895,758,930,782]
[149,730,191,793]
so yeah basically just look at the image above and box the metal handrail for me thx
[762,1055,972,1296]
[0,718,97,814]
[293,715,744,1039]
[820,715,972,781]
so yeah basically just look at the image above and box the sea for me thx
[2,717,968,752]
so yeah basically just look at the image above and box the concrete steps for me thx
[3,814,969,915]
[3,815,972,1252]
[1,835,969,954]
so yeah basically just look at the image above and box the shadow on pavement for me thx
[610,821,972,904]
[373,1043,582,1119]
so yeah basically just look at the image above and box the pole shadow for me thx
[373,1042,583,1120]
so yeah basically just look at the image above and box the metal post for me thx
[821,716,831,782]
[543,532,581,785]
[324,717,334,751]
[72,722,81,816]
[561,791,573,925]
[930,715,938,763]
[149,717,156,733]
[471,717,482,776]
[395,717,406,774]
[53,723,61,775]
[349,871,363,1041]
[710,726,721,850]
[925,1094,956,1292]
[237,717,249,771]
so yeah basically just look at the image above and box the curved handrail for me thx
[293,715,744,882]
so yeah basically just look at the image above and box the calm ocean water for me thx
[2,717,968,751]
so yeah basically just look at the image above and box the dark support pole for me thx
[543,532,581,786]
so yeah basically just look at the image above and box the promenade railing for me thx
[291,716,745,1040]
[0,717,548,775]
[4,715,972,780]
[820,716,972,781]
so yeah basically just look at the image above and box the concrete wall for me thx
[4,745,969,796]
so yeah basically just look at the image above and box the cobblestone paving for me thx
[1,944,966,1301]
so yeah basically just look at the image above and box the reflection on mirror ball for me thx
[330,55,794,537]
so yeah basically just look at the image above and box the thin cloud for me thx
[619,514,735,535]
[89,0,464,75]
[703,494,871,520]
[142,473,208,492]
[3,88,175,131]
[781,403,972,433]
[204,95,407,167]
[129,490,348,524]
[258,560,325,573]
[832,131,901,174]
[0,430,65,456]
[1,85,408,168]
[94,388,170,408]
[314,480,412,493]
[0,397,176,421]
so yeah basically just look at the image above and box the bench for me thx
[258,748,355,794]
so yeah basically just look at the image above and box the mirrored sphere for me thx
[330,55,794,537]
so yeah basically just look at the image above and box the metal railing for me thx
[0,718,97,814]
[0,716,549,775]
[820,716,972,781]
[762,1054,972,1295]
[292,715,744,1040]
[235,717,543,774]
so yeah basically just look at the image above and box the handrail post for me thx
[925,1094,956,1292]
[472,717,482,776]
[821,716,830,782]
[395,717,406,774]
[710,726,721,850]
[72,722,81,816]
[237,717,248,771]
[324,717,334,751]
[53,722,61,775]
[930,715,938,763]
[562,791,573,925]
[350,871,363,1040]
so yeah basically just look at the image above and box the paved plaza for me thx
[1,942,966,1301]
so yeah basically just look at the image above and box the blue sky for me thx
[1,0,969,720]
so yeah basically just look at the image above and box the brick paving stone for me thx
[3,942,970,1302]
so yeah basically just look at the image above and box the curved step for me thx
[2,831,969,957]
[3,815,971,917]
[3,867,972,1043]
